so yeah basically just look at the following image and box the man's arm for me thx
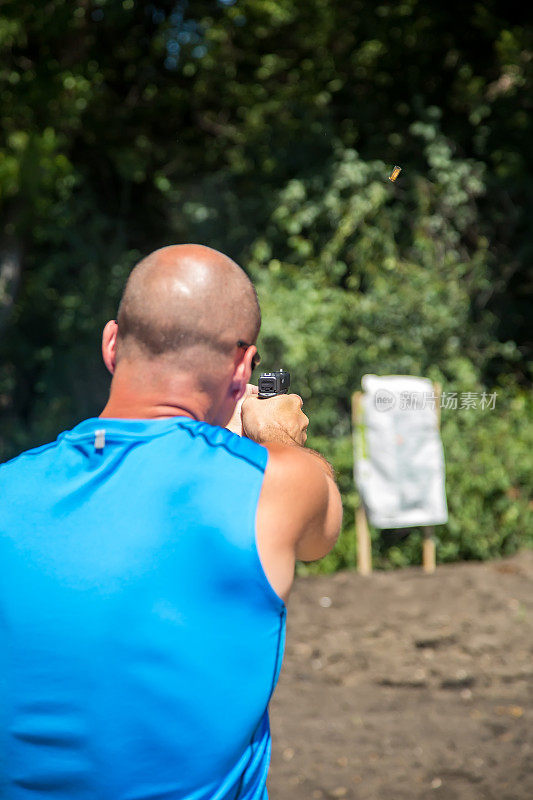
[263,443,342,563]
[242,394,343,563]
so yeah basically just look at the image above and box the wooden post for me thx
[352,391,372,575]
[422,526,436,574]
[356,504,372,576]
[422,381,441,574]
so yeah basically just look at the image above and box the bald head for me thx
[115,245,260,371]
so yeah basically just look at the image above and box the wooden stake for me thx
[423,526,436,573]
[352,391,372,575]
[356,504,372,576]
[422,381,442,574]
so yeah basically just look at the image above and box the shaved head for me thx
[115,245,260,379]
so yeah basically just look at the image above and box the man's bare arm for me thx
[278,445,342,562]
[242,394,343,563]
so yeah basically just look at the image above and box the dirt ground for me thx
[268,550,532,800]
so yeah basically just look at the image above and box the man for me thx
[0,244,342,799]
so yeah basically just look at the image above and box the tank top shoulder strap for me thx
[174,418,268,473]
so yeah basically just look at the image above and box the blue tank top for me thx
[0,417,287,799]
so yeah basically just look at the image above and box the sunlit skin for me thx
[98,244,342,603]
[100,244,259,427]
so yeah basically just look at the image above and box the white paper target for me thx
[354,374,448,529]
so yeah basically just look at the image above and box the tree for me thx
[1,0,531,564]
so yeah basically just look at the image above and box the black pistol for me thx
[258,369,291,399]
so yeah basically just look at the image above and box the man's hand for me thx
[226,384,258,436]
[242,393,309,446]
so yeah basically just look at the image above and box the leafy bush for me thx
[245,144,532,572]
[1,1,531,569]
[298,385,533,575]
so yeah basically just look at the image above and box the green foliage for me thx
[246,137,499,428]
[298,387,533,576]
[0,0,531,567]
[440,387,533,561]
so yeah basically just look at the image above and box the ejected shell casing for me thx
[388,165,402,182]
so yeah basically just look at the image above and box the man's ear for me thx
[231,345,257,401]
[102,320,119,375]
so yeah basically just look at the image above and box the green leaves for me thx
[0,0,531,566]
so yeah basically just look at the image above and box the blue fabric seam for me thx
[267,609,287,705]
[232,608,286,799]
[0,440,59,467]
[178,423,267,473]
[5,420,266,474]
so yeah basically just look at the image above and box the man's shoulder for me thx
[261,443,330,502]
[1,439,60,472]
[262,441,326,471]
[259,443,342,564]
[0,439,64,503]
[178,420,269,472]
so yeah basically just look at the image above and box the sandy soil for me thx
[268,551,532,800]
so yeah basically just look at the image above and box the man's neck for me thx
[99,399,199,421]
[100,366,211,422]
